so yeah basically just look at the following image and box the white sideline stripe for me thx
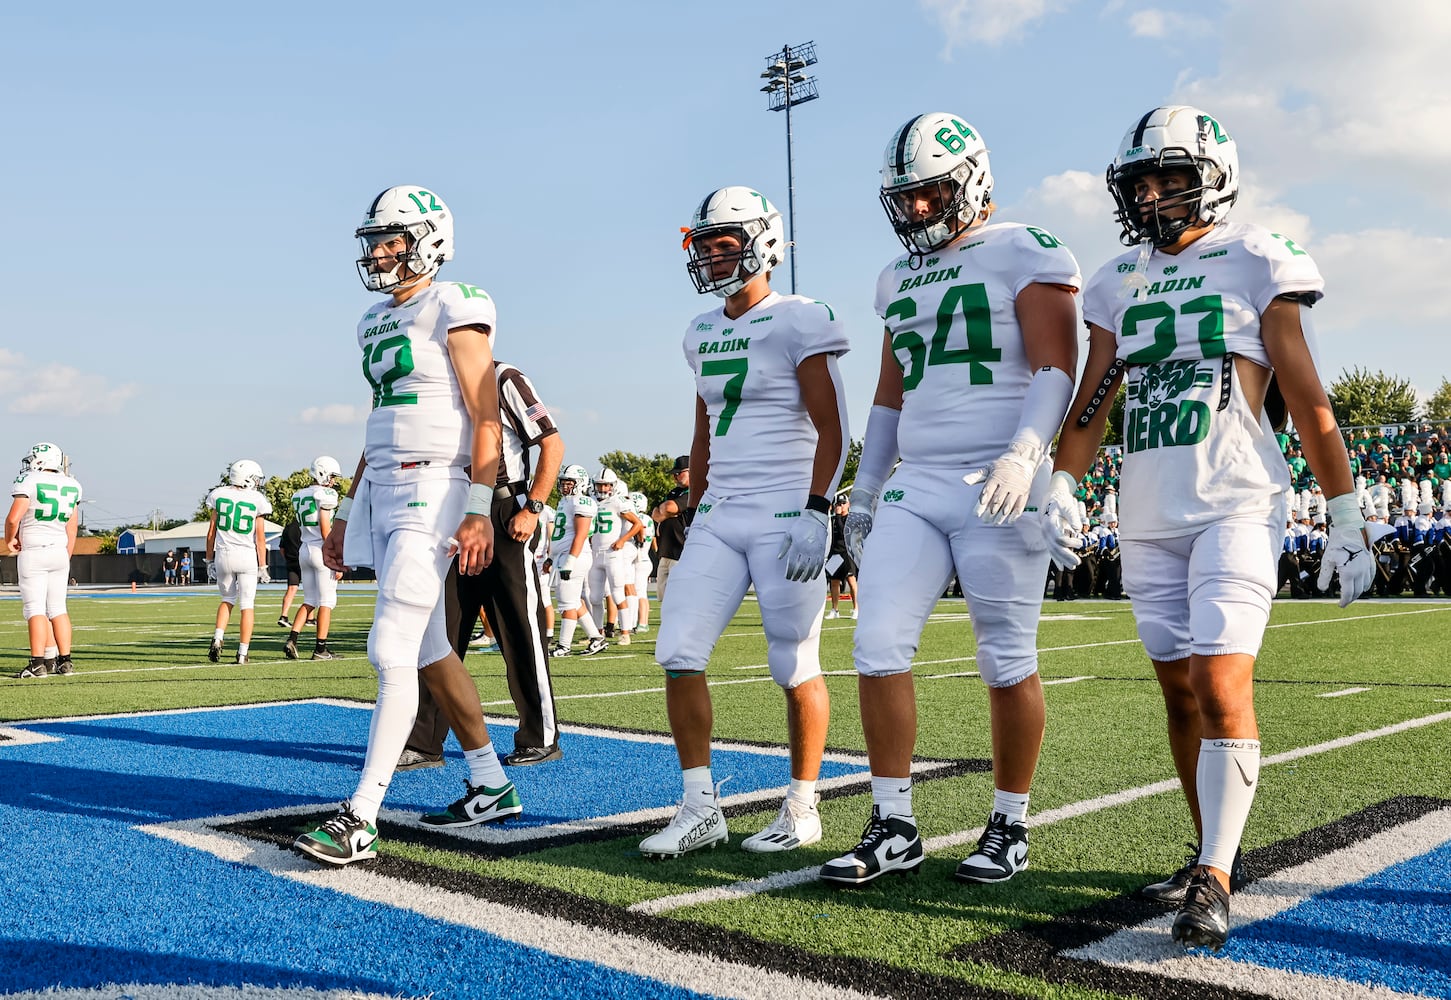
[0,726,62,746]
[629,710,1451,915]
[1318,687,1371,698]
[139,823,888,1000]
[1067,807,1451,999]
[1043,675,1094,686]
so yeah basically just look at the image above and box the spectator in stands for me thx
[163,550,177,586]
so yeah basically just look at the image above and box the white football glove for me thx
[843,488,878,566]
[557,553,576,580]
[778,505,831,582]
[1318,493,1397,607]
[965,442,1042,526]
[1040,470,1082,571]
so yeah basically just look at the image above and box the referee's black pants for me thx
[406,493,559,755]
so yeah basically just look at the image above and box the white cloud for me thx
[1000,169,1122,278]
[300,403,368,425]
[1126,8,1211,39]
[1311,228,1451,332]
[920,0,1071,52]
[0,349,137,415]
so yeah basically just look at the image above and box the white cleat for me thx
[741,794,822,853]
[640,789,728,859]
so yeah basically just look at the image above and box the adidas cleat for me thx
[640,791,728,858]
[819,806,923,886]
[741,794,822,854]
[294,804,379,865]
[954,811,1029,884]
[421,780,522,827]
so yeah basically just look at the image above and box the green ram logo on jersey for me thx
[1125,360,1213,455]
[882,489,906,503]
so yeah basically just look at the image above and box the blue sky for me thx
[6,0,1448,527]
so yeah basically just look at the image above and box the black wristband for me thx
[805,494,832,515]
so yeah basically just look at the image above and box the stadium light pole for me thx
[760,41,819,295]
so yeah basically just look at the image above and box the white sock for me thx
[545,629,554,639]
[560,619,578,647]
[787,777,817,810]
[1197,737,1260,875]
[682,765,715,803]
[44,644,58,660]
[213,628,225,643]
[871,775,913,820]
[579,611,602,639]
[620,605,637,632]
[464,743,509,789]
[992,788,1030,825]
[349,666,419,824]
[238,642,249,656]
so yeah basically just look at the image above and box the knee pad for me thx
[767,638,821,688]
[369,588,440,671]
[970,600,1039,688]
[655,617,708,675]
[1135,615,1191,663]
[1189,579,1271,657]
[853,616,915,677]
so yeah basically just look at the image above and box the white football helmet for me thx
[683,186,786,297]
[593,467,620,499]
[228,459,263,489]
[1108,106,1239,248]
[880,112,994,255]
[311,455,342,486]
[29,442,64,473]
[629,491,649,515]
[355,185,454,293]
[558,463,589,497]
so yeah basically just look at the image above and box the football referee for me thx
[400,360,566,768]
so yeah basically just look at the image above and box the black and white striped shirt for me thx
[495,361,558,487]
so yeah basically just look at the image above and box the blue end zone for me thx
[1227,843,1451,998]
[0,702,858,997]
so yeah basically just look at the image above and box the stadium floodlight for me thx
[760,41,820,294]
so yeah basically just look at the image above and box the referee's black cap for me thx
[672,455,690,473]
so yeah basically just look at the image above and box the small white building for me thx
[123,519,286,554]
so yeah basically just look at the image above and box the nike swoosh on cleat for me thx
[883,843,912,861]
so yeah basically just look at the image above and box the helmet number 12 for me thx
[407,190,442,214]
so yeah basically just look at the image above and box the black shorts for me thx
[285,562,302,586]
[827,553,856,583]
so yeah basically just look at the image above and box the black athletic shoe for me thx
[17,657,48,679]
[277,615,291,629]
[819,806,923,886]
[208,641,222,663]
[311,647,338,661]
[503,744,563,766]
[603,623,616,639]
[1142,844,1247,904]
[954,811,1029,883]
[396,748,444,771]
[52,656,74,676]
[1171,866,1231,951]
[283,635,299,660]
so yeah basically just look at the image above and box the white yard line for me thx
[1318,687,1371,698]
[628,710,1451,915]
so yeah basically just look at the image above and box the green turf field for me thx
[3,587,1449,999]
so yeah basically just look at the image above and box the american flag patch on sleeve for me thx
[525,402,550,422]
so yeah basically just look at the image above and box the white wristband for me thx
[335,496,353,522]
[467,482,492,516]
[1326,492,1365,528]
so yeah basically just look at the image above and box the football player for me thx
[205,459,270,665]
[6,443,83,677]
[640,186,849,858]
[1041,107,1386,949]
[629,490,655,633]
[294,185,522,867]
[586,467,643,645]
[548,464,607,656]
[285,456,342,661]
[818,113,1080,888]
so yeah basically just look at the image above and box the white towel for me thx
[342,476,375,569]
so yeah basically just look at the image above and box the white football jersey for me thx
[1083,222,1324,539]
[207,485,272,555]
[683,292,849,495]
[549,491,596,560]
[589,493,631,553]
[874,222,1081,469]
[290,484,340,545]
[358,281,496,483]
[11,471,83,547]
